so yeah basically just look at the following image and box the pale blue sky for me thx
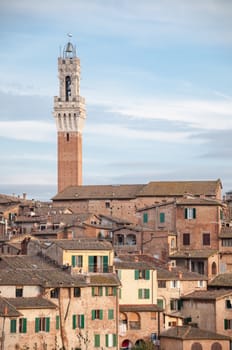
[0,0,232,200]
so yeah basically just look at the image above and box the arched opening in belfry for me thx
[65,76,71,101]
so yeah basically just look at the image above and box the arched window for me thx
[116,234,124,245]
[191,343,203,350]
[212,262,217,275]
[126,234,136,245]
[211,342,222,350]
[65,76,71,101]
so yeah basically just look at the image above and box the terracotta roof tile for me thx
[209,273,232,287]
[0,297,21,317]
[182,289,232,300]
[160,325,230,340]
[52,184,144,201]
[6,297,57,309]
[170,249,218,259]
[52,238,113,250]
[137,180,221,197]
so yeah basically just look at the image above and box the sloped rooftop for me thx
[160,325,230,340]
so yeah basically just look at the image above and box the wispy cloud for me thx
[0,121,56,142]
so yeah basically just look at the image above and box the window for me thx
[183,233,190,245]
[224,319,232,329]
[50,288,59,298]
[88,256,108,273]
[157,299,164,308]
[211,343,222,350]
[35,317,50,332]
[203,233,210,245]
[198,280,204,288]
[222,239,232,246]
[150,312,157,320]
[65,76,71,101]
[19,318,27,333]
[105,202,110,208]
[170,299,182,311]
[134,270,150,280]
[73,314,85,329]
[160,212,165,223]
[92,287,103,296]
[105,287,117,296]
[158,280,166,288]
[105,334,117,347]
[71,255,83,268]
[10,319,17,333]
[66,133,69,142]
[143,213,148,223]
[184,208,196,219]
[74,287,81,297]
[226,300,232,309]
[56,315,60,330]
[138,289,150,299]
[94,334,101,347]
[171,280,180,288]
[108,309,114,320]
[16,287,23,297]
[92,309,103,320]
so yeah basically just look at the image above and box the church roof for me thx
[52,180,221,201]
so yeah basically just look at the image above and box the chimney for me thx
[23,193,27,200]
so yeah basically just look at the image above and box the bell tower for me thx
[54,36,86,193]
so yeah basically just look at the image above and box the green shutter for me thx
[178,299,183,310]
[105,334,109,347]
[92,310,95,320]
[103,256,108,272]
[157,299,164,308]
[145,270,150,280]
[113,287,117,296]
[145,289,150,299]
[35,318,40,333]
[184,208,188,219]
[71,255,76,267]
[119,288,122,299]
[143,213,148,223]
[108,309,114,320]
[95,334,100,347]
[160,212,165,223]
[105,287,109,296]
[224,319,229,330]
[10,319,17,333]
[138,289,142,299]
[22,318,27,333]
[134,270,139,280]
[45,317,50,332]
[73,315,77,329]
[99,287,103,296]
[100,309,103,320]
[113,334,117,346]
[193,208,196,219]
[92,287,95,296]
[80,314,85,329]
[88,256,94,272]
[56,315,60,330]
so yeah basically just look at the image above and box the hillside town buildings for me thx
[1,37,232,349]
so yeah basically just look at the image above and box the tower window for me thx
[66,133,70,141]
[65,76,71,101]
